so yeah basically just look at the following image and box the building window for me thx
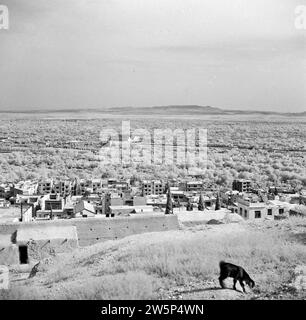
[268,209,272,215]
[255,211,261,218]
[240,208,242,215]
[279,208,284,214]
[244,210,247,218]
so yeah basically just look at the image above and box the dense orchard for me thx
[0,117,305,188]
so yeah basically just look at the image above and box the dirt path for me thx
[158,278,249,300]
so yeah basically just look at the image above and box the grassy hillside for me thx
[2,218,306,300]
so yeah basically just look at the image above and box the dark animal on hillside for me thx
[218,261,255,293]
[28,262,40,279]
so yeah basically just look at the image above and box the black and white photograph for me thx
[0,0,306,309]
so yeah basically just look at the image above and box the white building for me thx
[0,198,10,208]
[237,196,290,220]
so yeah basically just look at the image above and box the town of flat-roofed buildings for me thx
[1,177,306,267]
[1,178,305,223]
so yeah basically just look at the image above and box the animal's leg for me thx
[219,275,226,289]
[233,278,237,290]
[239,280,246,293]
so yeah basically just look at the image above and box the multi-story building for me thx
[142,180,152,195]
[142,180,164,196]
[186,181,204,192]
[63,181,72,196]
[114,182,129,192]
[54,180,71,196]
[269,185,296,195]
[232,179,251,193]
[92,179,102,193]
[79,179,93,195]
[106,179,129,192]
[37,180,53,195]
[153,180,164,195]
[178,181,204,192]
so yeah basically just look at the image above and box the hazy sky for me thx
[0,0,305,112]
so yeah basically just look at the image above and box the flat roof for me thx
[187,181,203,185]
[36,210,64,214]
[110,205,153,210]
[142,180,162,184]
[171,191,184,194]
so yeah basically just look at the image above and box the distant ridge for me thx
[0,105,305,116]
[105,105,225,115]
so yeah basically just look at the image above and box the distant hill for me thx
[0,105,305,116]
[105,105,225,115]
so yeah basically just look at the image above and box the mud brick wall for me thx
[0,245,19,265]
[0,214,179,248]
[0,223,19,236]
[26,238,78,261]
[73,214,179,246]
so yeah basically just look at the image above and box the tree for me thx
[104,192,111,216]
[198,193,205,211]
[50,205,53,220]
[215,193,221,211]
[83,190,91,198]
[76,182,82,196]
[165,185,173,215]
[186,198,193,211]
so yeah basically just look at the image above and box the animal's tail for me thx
[219,260,226,268]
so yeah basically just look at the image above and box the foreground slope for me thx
[2,218,306,300]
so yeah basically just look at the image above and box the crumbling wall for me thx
[26,238,78,261]
[0,244,19,265]
[16,225,79,262]
[0,223,19,236]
